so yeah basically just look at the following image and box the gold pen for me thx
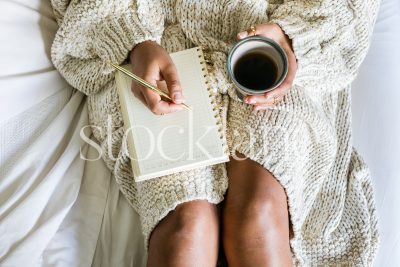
[109,62,192,111]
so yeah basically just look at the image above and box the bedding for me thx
[0,0,67,123]
[0,0,398,266]
[351,0,400,265]
[0,0,109,266]
[0,0,144,266]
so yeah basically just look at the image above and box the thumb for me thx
[161,64,184,104]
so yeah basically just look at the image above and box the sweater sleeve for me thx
[269,0,380,92]
[51,0,165,95]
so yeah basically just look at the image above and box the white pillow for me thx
[0,0,69,122]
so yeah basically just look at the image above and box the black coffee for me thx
[233,52,278,90]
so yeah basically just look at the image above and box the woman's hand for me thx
[130,41,184,115]
[237,23,297,110]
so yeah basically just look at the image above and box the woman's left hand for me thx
[237,23,297,110]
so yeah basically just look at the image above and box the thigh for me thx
[222,152,293,267]
[151,200,220,237]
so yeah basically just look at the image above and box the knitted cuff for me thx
[269,15,333,90]
[269,16,314,58]
[93,3,164,65]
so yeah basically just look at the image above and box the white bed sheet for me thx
[0,0,111,266]
[0,0,67,123]
[351,0,400,265]
[0,1,145,266]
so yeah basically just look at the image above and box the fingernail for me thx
[237,32,247,39]
[245,97,255,104]
[173,92,182,103]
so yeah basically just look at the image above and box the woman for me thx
[51,0,380,266]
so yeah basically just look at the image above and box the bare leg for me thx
[147,200,219,267]
[223,153,292,267]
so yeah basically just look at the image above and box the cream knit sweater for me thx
[51,0,380,265]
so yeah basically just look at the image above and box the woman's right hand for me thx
[130,41,185,115]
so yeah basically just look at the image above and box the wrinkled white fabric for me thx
[352,0,400,265]
[0,0,67,123]
[0,0,108,266]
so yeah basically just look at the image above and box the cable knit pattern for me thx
[50,0,380,264]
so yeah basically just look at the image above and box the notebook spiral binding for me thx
[196,47,229,156]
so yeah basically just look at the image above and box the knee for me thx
[148,201,220,266]
[226,185,289,229]
[250,191,289,227]
[225,157,289,229]
[161,200,219,242]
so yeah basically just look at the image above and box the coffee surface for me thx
[233,52,278,90]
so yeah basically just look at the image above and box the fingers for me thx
[253,97,284,110]
[131,84,146,105]
[131,72,183,115]
[142,88,183,115]
[237,23,281,40]
[244,92,285,111]
[129,41,185,115]
[237,27,257,39]
[141,74,183,115]
[244,76,292,110]
[237,30,251,39]
[161,63,185,104]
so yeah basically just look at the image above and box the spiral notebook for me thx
[116,47,229,182]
